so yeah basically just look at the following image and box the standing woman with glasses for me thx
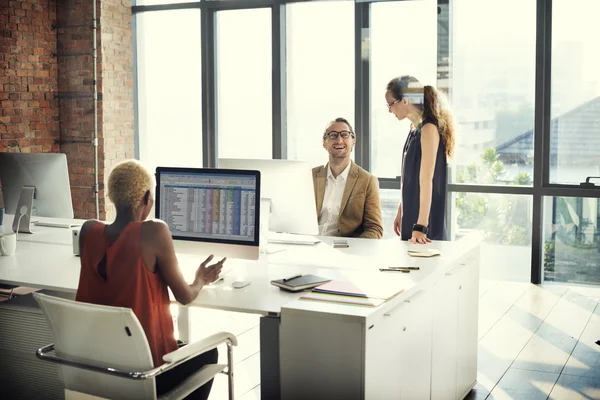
[386,75,455,243]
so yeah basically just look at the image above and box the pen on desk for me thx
[389,266,420,270]
[283,274,302,282]
[379,268,410,273]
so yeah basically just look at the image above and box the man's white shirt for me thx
[318,163,351,236]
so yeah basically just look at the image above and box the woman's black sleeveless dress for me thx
[400,119,448,241]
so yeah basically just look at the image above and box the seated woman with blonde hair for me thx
[76,159,225,399]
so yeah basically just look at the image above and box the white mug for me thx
[0,232,17,256]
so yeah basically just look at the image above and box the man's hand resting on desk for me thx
[194,255,226,286]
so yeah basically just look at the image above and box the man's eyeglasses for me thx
[323,130,355,140]
[387,99,401,109]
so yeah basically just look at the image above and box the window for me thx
[550,0,600,184]
[286,1,354,167]
[370,0,437,178]
[451,192,533,282]
[449,0,536,186]
[137,9,202,173]
[216,9,272,159]
[543,196,600,284]
[380,189,401,239]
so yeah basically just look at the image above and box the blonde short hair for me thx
[107,159,154,209]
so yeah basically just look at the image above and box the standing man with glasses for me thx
[312,117,383,239]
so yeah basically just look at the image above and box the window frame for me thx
[132,0,600,285]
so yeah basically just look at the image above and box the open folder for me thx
[300,292,386,307]
[311,280,403,301]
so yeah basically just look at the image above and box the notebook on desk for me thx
[271,274,331,292]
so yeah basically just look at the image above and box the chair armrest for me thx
[163,331,237,364]
[36,344,163,379]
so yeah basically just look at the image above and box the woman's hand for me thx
[393,205,402,236]
[409,230,431,244]
[194,255,226,286]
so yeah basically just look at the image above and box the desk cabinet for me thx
[431,251,480,400]
[431,272,458,400]
[364,288,433,400]
[456,253,479,399]
[280,246,480,400]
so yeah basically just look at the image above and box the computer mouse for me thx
[232,281,251,289]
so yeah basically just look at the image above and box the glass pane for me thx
[370,0,437,178]
[451,192,532,282]
[286,1,354,167]
[380,189,402,239]
[550,0,600,184]
[543,196,600,285]
[449,0,536,186]
[217,9,272,159]
[137,9,202,173]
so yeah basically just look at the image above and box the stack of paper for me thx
[300,280,403,307]
[300,292,386,307]
[407,248,441,258]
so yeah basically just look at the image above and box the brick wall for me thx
[0,0,59,154]
[101,0,135,220]
[1,0,134,221]
[56,0,103,220]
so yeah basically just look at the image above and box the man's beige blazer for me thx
[312,161,383,239]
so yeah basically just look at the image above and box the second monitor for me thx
[218,158,318,236]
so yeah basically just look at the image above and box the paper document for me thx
[268,232,320,245]
[407,248,441,258]
[313,280,403,300]
[300,292,386,307]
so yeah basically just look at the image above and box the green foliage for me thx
[512,172,533,186]
[455,147,532,245]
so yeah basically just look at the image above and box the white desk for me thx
[0,227,481,400]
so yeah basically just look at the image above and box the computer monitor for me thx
[0,153,74,218]
[155,166,261,261]
[217,158,318,235]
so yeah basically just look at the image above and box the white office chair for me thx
[33,293,237,400]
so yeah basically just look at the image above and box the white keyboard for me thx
[267,232,320,245]
[33,220,82,229]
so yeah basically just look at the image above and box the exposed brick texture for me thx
[1,0,134,221]
[0,0,59,154]
[101,0,135,220]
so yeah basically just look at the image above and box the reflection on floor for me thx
[185,281,600,400]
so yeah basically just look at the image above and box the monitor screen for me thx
[155,167,260,246]
[0,152,74,218]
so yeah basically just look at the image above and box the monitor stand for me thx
[12,186,35,234]
[259,198,271,254]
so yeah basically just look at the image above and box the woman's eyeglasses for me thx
[323,130,355,140]
[387,99,401,109]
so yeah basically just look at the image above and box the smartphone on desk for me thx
[332,239,349,248]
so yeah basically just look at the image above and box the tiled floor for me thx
[187,281,600,400]
[467,282,600,400]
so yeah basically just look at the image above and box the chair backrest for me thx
[34,293,157,400]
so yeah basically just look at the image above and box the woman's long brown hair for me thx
[387,75,455,158]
